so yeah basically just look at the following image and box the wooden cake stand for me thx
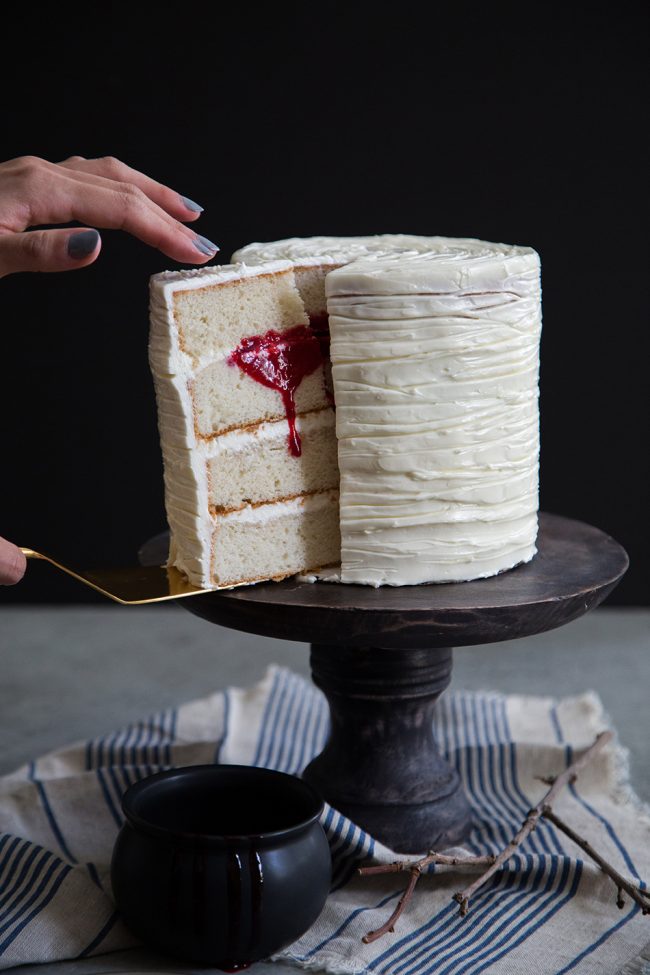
[140,513,628,854]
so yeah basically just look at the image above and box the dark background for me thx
[1,3,647,604]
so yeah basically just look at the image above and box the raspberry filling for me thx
[228,325,325,457]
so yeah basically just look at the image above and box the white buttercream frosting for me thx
[222,489,338,525]
[325,245,542,585]
[232,234,533,269]
[233,235,425,266]
[152,260,292,288]
[204,409,334,456]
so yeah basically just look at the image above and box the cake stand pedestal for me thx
[140,513,628,854]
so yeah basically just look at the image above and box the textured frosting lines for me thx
[326,249,542,586]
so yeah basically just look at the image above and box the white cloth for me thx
[0,665,648,973]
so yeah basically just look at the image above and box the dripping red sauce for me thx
[227,324,325,457]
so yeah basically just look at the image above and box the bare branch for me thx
[359,852,495,878]
[363,867,421,944]
[358,731,648,943]
[542,807,650,915]
[358,851,495,943]
[453,731,613,915]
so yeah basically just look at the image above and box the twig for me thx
[362,866,421,944]
[453,730,613,916]
[542,807,650,914]
[359,731,649,943]
[359,852,496,877]
[358,852,497,943]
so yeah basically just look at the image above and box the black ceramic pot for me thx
[111,764,331,968]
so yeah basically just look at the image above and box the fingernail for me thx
[193,234,219,256]
[181,195,204,213]
[68,229,100,259]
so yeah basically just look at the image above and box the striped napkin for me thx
[1,665,648,973]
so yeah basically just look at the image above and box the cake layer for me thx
[212,491,341,587]
[192,360,330,438]
[150,261,305,367]
[208,411,338,512]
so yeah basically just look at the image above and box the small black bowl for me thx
[111,764,331,968]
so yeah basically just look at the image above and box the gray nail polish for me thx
[193,234,219,256]
[68,229,100,259]
[181,195,204,213]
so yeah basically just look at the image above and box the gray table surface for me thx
[0,605,648,974]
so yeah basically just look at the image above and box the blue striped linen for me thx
[0,666,648,972]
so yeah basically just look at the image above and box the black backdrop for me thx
[1,3,648,604]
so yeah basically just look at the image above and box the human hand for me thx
[0,155,219,276]
[0,156,218,585]
[0,536,26,585]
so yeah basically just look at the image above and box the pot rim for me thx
[120,763,325,845]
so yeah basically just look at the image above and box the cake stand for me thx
[140,513,628,854]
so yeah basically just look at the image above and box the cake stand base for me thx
[303,644,472,851]
[140,514,628,854]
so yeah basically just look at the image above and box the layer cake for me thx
[150,235,542,588]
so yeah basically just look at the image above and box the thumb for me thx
[0,228,101,276]
[0,536,27,585]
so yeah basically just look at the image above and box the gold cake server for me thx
[20,548,213,605]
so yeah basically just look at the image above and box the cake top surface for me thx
[231,234,537,270]
[232,235,404,266]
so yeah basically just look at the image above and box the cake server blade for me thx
[20,548,212,605]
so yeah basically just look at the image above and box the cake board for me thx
[140,512,628,854]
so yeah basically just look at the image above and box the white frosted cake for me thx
[150,235,542,588]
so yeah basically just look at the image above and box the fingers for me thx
[0,228,101,277]
[63,176,219,263]
[53,157,217,262]
[0,156,219,265]
[0,536,26,585]
[57,155,204,223]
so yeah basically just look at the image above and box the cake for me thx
[150,235,542,588]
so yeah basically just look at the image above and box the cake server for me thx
[20,548,212,605]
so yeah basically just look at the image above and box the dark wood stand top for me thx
[141,513,628,649]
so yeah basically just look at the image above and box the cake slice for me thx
[149,262,340,588]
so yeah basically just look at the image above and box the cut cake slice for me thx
[149,262,340,588]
